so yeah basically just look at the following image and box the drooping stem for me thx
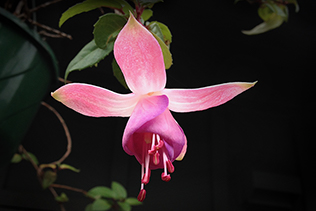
[29,0,64,14]
[27,19,72,40]
[41,101,72,164]
[50,184,88,196]
[49,186,66,211]
[19,145,41,182]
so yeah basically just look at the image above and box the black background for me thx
[1,0,315,210]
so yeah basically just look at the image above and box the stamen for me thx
[156,140,164,150]
[166,160,175,173]
[141,153,151,184]
[163,152,168,175]
[141,163,144,183]
[148,148,156,155]
[151,133,156,149]
[142,169,151,184]
[148,133,157,155]
[137,189,146,202]
[161,172,171,182]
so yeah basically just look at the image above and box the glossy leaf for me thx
[151,32,172,69]
[149,21,172,46]
[112,58,128,89]
[93,13,127,49]
[118,201,131,211]
[87,186,115,199]
[64,40,114,80]
[55,192,69,203]
[91,199,111,211]
[59,0,122,27]
[111,181,127,200]
[59,164,80,173]
[11,154,22,163]
[141,9,153,21]
[125,197,142,206]
[42,170,57,189]
[148,21,164,42]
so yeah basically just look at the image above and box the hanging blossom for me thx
[52,13,256,202]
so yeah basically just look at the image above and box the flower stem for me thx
[50,184,89,196]
[41,101,72,165]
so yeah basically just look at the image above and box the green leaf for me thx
[59,164,80,173]
[42,170,57,189]
[114,0,134,15]
[87,186,115,199]
[91,199,111,211]
[118,201,131,211]
[111,181,127,200]
[265,1,287,19]
[258,4,274,22]
[242,13,284,35]
[112,58,128,89]
[64,40,114,80]
[125,197,142,206]
[55,192,69,203]
[59,0,122,27]
[22,152,39,165]
[148,22,164,42]
[151,32,173,69]
[11,154,22,163]
[149,21,172,46]
[93,13,127,49]
[141,9,153,21]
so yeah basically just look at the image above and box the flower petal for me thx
[122,95,186,169]
[163,82,257,112]
[114,13,166,95]
[138,109,186,167]
[123,95,169,155]
[175,135,187,161]
[52,83,138,117]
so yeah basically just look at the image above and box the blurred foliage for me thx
[236,0,299,35]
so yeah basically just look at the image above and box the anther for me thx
[137,189,146,202]
[153,151,160,165]
[166,160,174,173]
[141,169,151,185]
[161,172,171,182]
[148,148,156,155]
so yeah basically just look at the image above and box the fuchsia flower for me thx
[52,14,256,201]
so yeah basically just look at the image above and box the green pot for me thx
[0,8,58,168]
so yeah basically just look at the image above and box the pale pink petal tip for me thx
[52,83,138,117]
[176,136,187,161]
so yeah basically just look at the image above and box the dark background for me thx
[1,0,315,210]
